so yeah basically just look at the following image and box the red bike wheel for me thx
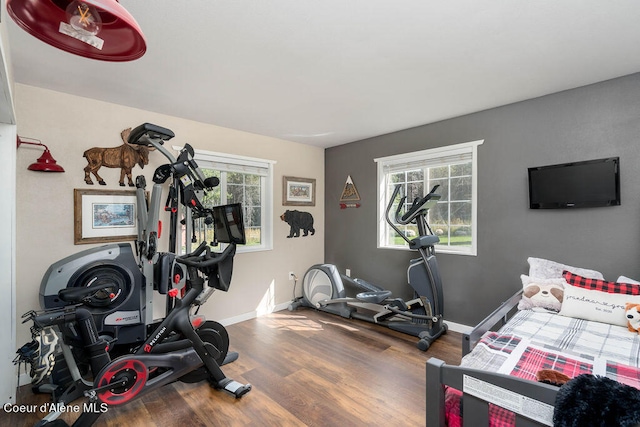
[95,359,148,406]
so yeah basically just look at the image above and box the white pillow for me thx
[528,257,604,280]
[618,275,640,285]
[559,284,640,327]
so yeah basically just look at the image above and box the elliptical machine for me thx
[289,184,447,351]
[17,123,251,426]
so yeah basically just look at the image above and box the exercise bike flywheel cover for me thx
[68,263,132,308]
[95,358,148,405]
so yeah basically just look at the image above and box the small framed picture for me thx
[283,176,316,206]
[74,189,140,244]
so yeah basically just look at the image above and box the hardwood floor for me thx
[5,309,462,427]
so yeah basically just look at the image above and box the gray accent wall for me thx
[324,72,640,327]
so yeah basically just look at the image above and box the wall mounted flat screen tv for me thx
[528,157,620,209]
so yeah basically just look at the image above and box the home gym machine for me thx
[289,184,447,351]
[37,123,221,349]
[17,123,251,427]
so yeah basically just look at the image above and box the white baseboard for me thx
[219,304,474,337]
[218,301,291,326]
[217,311,256,327]
[219,305,474,335]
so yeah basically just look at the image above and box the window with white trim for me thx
[186,148,275,253]
[375,140,483,256]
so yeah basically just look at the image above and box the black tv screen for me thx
[528,157,620,209]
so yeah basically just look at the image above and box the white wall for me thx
[0,125,16,405]
[14,83,325,348]
[0,9,18,404]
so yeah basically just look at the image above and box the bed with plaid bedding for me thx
[468,309,640,368]
[428,309,640,427]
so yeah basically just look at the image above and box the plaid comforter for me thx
[444,310,640,427]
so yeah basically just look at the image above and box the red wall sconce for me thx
[6,0,146,62]
[17,137,65,172]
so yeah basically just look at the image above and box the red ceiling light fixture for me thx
[6,0,146,62]
[17,137,66,173]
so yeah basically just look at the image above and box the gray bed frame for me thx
[426,290,560,427]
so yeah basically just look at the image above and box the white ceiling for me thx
[6,1,640,148]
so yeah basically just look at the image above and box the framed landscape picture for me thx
[283,176,316,206]
[74,189,139,244]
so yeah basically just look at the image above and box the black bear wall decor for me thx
[281,210,315,238]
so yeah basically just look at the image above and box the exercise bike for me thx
[289,184,447,351]
[25,217,250,427]
[16,123,251,426]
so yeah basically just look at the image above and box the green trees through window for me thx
[188,149,274,253]
[376,140,482,256]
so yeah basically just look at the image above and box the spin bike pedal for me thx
[212,378,252,398]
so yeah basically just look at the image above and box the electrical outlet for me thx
[289,271,295,280]
[345,268,351,277]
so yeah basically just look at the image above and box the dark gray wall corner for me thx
[324,72,640,327]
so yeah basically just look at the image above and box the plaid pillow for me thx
[563,270,640,295]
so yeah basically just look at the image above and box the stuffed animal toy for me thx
[553,374,640,427]
[519,283,564,313]
[536,369,570,387]
[625,302,640,333]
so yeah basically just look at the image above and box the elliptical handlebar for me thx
[385,185,411,245]
[385,184,441,245]
[398,184,441,224]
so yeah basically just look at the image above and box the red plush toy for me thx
[536,369,571,387]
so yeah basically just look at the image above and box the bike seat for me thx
[128,123,175,146]
[356,290,392,304]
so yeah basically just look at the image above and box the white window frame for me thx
[175,146,276,253]
[374,139,483,256]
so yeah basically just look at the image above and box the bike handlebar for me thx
[177,242,236,270]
